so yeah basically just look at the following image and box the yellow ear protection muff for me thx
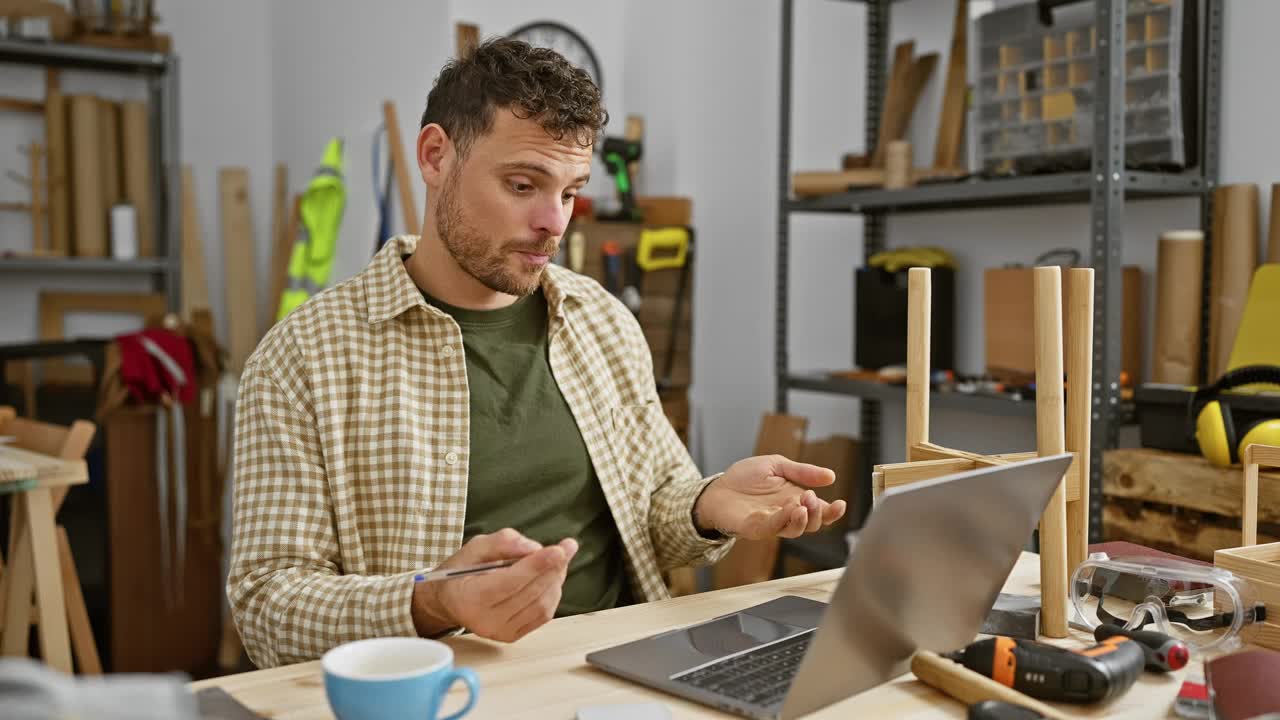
[1186,365,1280,467]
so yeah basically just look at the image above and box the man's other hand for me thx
[411,528,578,642]
[694,455,847,540]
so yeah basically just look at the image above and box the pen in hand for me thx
[413,558,519,584]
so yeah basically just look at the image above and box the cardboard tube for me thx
[121,100,154,257]
[1153,230,1204,384]
[1209,184,1259,380]
[885,140,912,190]
[68,94,105,257]
[99,99,121,206]
[1269,184,1280,264]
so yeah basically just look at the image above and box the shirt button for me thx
[445,451,459,465]
[441,344,455,357]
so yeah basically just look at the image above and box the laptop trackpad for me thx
[670,612,807,662]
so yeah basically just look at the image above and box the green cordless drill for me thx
[601,136,642,222]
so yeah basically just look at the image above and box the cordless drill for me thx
[600,136,642,222]
[946,634,1145,704]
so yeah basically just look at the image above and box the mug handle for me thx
[436,667,480,720]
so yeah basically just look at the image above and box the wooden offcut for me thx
[120,100,154,257]
[44,70,68,256]
[872,40,916,168]
[933,0,968,170]
[265,163,289,336]
[220,168,259,373]
[0,96,43,113]
[180,166,210,318]
[68,94,105,256]
[872,46,938,167]
[270,194,302,324]
[382,100,420,236]
[456,22,479,56]
[791,169,886,196]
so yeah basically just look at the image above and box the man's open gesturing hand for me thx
[694,455,847,540]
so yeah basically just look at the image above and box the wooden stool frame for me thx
[870,267,1093,638]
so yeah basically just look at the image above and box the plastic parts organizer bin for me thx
[975,0,1195,174]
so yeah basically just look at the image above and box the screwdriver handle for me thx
[1092,625,1189,672]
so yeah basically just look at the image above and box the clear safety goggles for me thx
[1069,554,1267,657]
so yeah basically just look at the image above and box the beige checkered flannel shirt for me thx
[228,235,733,668]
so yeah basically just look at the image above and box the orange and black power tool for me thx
[945,634,1145,704]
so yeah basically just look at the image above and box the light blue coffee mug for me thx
[322,637,479,720]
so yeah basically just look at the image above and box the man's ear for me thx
[417,123,452,187]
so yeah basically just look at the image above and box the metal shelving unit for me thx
[0,39,181,310]
[0,256,172,273]
[775,0,1221,566]
[786,169,1206,213]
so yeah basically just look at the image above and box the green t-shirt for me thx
[421,287,631,616]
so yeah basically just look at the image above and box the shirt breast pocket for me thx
[608,402,661,503]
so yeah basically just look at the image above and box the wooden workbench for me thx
[192,552,1187,719]
[0,444,88,673]
[1104,447,1280,560]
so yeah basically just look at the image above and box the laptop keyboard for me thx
[672,631,813,708]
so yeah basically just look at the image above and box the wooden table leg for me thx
[23,488,72,672]
[58,525,101,674]
[2,496,33,656]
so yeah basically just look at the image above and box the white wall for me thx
[159,0,275,346]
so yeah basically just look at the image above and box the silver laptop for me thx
[587,453,1072,719]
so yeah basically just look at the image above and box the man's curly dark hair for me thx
[420,37,609,158]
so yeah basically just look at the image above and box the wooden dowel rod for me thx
[906,268,931,457]
[1034,265,1069,638]
[1065,268,1094,575]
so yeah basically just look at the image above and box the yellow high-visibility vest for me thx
[278,137,346,321]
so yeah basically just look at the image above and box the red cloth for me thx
[115,328,196,405]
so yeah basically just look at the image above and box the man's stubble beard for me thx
[436,169,548,297]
